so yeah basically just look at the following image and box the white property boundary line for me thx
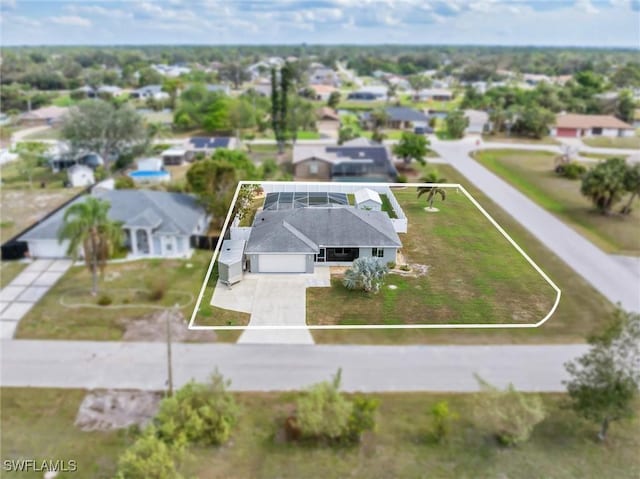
[188,181,561,331]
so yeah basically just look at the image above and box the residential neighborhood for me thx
[1,1,640,478]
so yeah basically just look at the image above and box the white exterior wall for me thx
[600,128,621,138]
[357,247,397,265]
[620,129,635,137]
[27,239,69,258]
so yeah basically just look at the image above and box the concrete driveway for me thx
[211,267,330,344]
[0,259,72,339]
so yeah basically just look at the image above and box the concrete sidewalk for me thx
[0,340,588,392]
[0,259,72,339]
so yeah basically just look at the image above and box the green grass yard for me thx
[582,135,640,149]
[482,133,560,145]
[312,165,615,345]
[0,261,28,288]
[473,149,640,255]
[2,388,638,479]
[307,187,557,328]
[0,156,68,189]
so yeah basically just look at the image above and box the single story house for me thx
[20,189,210,259]
[316,107,341,137]
[245,207,401,273]
[361,106,429,130]
[551,114,635,138]
[347,87,387,101]
[415,88,453,102]
[306,84,337,101]
[66,164,95,188]
[19,106,68,126]
[465,109,491,135]
[130,85,169,100]
[161,146,192,165]
[293,139,397,182]
[309,67,340,87]
[187,137,236,154]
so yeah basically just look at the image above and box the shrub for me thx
[386,261,396,269]
[396,174,408,183]
[295,369,378,444]
[472,375,546,447]
[115,176,136,190]
[343,257,389,294]
[167,181,186,193]
[400,264,411,272]
[430,400,457,443]
[155,371,238,446]
[115,427,183,479]
[147,277,167,301]
[557,161,586,180]
[97,294,113,306]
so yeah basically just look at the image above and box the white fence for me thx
[259,182,407,233]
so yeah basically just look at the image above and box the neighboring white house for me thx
[354,188,382,211]
[465,110,490,135]
[67,164,95,188]
[20,190,210,259]
[551,113,635,138]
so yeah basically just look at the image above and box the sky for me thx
[0,0,639,47]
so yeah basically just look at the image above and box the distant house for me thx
[293,139,397,182]
[361,107,429,130]
[161,146,191,166]
[347,87,387,101]
[19,106,68,126]
[551,114,635,138]
[309,67,340,87]
[465,110,491,135]
[151,64,191,77]
[130,85,169,100]
[306,84,337,101]
[415,88,453,102]
[20,190,210,259]
[316,107,340,137]
[66,165,95,188]
[187,137,236,155]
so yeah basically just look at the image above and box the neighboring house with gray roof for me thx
[361,106,429,130]
[245,206,401,273]
[293,139,397,182]
[130,85,169,100]
[20,190,210,259]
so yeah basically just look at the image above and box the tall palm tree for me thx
[417,172,447,209]
[58,197,123,295]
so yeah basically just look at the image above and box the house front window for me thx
[372,248,384,258]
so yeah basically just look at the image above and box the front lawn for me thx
[0,261,28,288]
[0,156,68,190]
[311,164,615,345]
[2,388,638,479]
[582,135,640,149]
[15,250,239,342]
[482,133,560,145]
[473,149,640,255]
[307,187,557,327]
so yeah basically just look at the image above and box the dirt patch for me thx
[122,309,218,342]
[75,390,162,431]
[390,263,430,278]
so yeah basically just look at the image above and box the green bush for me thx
[115,176,136,190]
[155,372,238,446]
[97,294,113,306]
[396,174,408,183]
[295,369,378,444]
[430,400,457,443]
[115,427,183,479]
[473,375,546,447]
[557,161,586,180]
[386,261,396,269]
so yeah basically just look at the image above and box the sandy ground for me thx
[122,309,217,342]
[75,390,163,431]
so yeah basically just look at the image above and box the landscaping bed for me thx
[473,149,640,255]
[2,387,638,479]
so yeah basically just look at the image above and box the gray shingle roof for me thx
[20,190,207,241]
[362,107,429,123]
[246,207,401,254]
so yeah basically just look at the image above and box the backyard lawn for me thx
[307,187,558,328]
[473,149,640,255]
[15,250,239,343]
[312,164,615,345]
[0,155,68,190]
[582,135,640,149]
[2,387,638,479]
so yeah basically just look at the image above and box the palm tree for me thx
[417,172,447,210]
[58,197,123,296]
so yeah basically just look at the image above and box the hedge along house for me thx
[244,206,402,274]
[20,190,210,259]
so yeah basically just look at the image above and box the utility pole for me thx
[165,307,175,397]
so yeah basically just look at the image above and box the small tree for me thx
[343,257,389,294]
[621,163,640,215]
[393,131,429,165]
[417,172,447,209]
[564,310,640,442]
[581,158,628,215]
[472,376,547,447]
[155,371,239,446]
[444,110,469,139]
[115,427,184,479]
[58,197,123,296]
[327,91,341,109]
[430,400,457,443]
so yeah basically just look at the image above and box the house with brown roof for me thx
[307,84,337,101]
[19,106,69,126]
[551,113,635,138]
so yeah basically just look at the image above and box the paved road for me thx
[0,259,72,339]
[0,340,588,392]
[431,138,640,313]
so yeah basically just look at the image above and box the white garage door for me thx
[258,254,307,273]
[28,240,69,258]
